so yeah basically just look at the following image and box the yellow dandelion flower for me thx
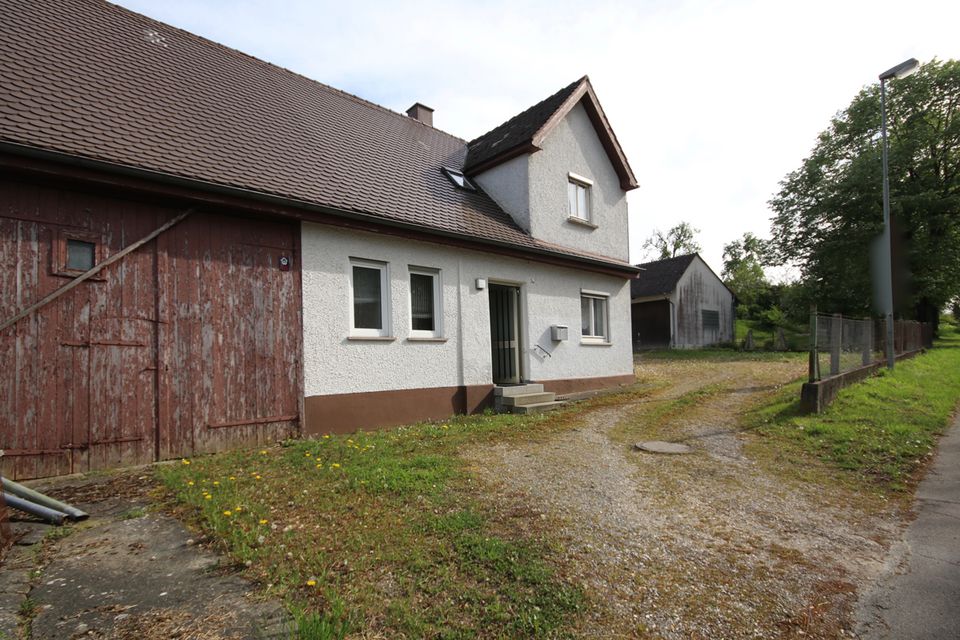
[213,481,220,486]
[323,434,330,439]
[235,506,243,512]
[331,463,341,469]
[254,475,262,480]
[259,519,268,525]
[223,510,232,517]
[260,450,268,455]
[187,481,195,486]
[315,463,323,469]
[305,452,312,457]
[181,459,191,465]
[306,579,317,587]
[204,495,212,500]
[229,476,236,481]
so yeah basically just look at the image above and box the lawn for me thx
[157,409,594,639]
[748,320,960,492]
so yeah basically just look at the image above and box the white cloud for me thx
[116,0,960,272]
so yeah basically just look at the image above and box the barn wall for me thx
[0,177,302,479]
[672,256,734,348]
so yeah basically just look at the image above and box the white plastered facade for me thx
[301,224,633,396]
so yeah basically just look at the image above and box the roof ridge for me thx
[104,0,467,143]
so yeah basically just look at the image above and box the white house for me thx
[0,0,640,478]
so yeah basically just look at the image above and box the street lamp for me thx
[878,57,919,369]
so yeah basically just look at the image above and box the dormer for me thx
[464,76,638,263]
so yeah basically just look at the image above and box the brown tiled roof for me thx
[631,254,698,298]
[0,0,635,270]
[464,75,639,191]
[464,79,583,173]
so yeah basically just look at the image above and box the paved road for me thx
[857,414,960,639]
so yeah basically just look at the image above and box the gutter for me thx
[0,142,640,277]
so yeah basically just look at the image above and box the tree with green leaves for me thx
[721,233,771,317]
[768,59,960,327]
[643,222,701,260]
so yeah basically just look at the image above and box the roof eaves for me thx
[1,141,638,276]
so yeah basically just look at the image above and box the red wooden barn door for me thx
[158,211,300,461]
[0,182,160,478]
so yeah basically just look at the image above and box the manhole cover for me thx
[633,441,692,454]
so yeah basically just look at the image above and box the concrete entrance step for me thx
[510,400,565,415]
[493,384,544,397]
[500,392,556,407]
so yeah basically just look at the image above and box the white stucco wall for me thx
[671,256,735,348]
[301,223,634,396]
[528,102,630,262]
[472,154,530,232]
[471,101,630,263]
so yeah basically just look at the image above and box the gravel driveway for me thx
[463,357,902,639]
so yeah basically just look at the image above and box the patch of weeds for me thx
[18,596,38,618]
[291,592,351,640]
[639,348,806,363]
[157,408,587,638]
[43,524,74,542]
[119,506,147,520]
[747,326,960,493]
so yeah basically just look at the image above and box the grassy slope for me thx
[157,409,594,639]
[749,322,960,492]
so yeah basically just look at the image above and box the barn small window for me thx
[702,309,720,331]
[66,239,96,271]
[55,229,102,277]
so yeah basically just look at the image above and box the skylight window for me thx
[442,167,475,191]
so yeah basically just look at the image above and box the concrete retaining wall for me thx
[800,349,925,413]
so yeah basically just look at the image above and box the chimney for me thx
[406,102,434,127]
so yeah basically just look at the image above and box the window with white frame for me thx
[567,173,592,222]
[580,292,609,342]
[409,267,442,338]
[350,259,389,337]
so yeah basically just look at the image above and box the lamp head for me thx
[879,58,920,81]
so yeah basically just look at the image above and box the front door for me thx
[488,284,521,384]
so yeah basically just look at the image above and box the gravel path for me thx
[463,358,901,639]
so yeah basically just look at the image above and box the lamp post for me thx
[878,57,919,369]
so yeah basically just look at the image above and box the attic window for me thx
[442,167,475,191]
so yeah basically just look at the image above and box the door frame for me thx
[487,281,524,385]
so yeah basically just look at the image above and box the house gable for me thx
[468,78,637,263]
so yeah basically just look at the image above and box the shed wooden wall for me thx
[0,177,302,479]
[673,256,734,348]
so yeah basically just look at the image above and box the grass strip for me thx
[749,322,960,492]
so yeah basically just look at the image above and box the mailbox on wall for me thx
[551,325,568,342]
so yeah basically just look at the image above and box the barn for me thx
[631,254,735,349]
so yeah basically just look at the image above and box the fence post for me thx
[862,319,872,366]
[830,313,842,376]
[809,308,820,382]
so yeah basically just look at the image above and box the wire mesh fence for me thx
[808,313,932,381]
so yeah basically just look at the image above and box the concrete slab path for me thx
[857,413,960,639]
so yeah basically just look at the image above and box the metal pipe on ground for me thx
[3,492,68,525]
[0,477,89,521]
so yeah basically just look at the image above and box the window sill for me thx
[406,337,448,343]
[347,335,396,342]
[580,339,612,346]
[566,216,597,229]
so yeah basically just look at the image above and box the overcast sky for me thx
[116,0,960,277]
